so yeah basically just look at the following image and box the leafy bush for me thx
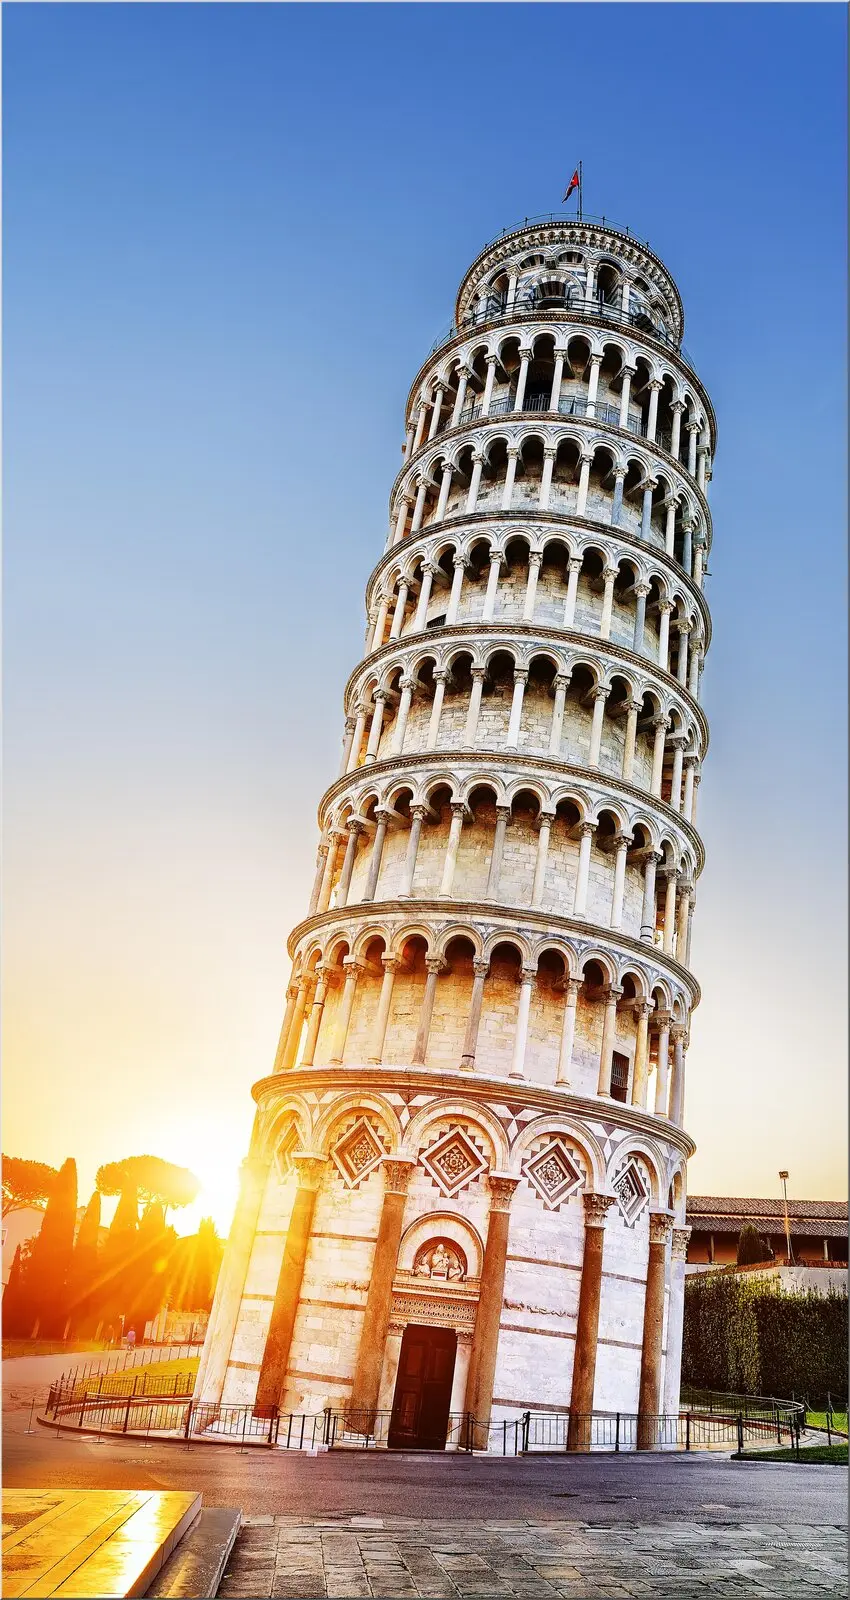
[683,1273,848,1402]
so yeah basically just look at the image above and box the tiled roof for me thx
[686,1195,847,1237]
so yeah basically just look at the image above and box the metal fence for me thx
[52,1342,201,1397]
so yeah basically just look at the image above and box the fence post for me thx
[78,1390,87,1428]
[267,1407,278,1447]
[615,1412,620,1453]
[826,1406,832,1447]
[323,1406,332,1447]
[122,1394,133,1434]
[686,1413,691,1452]
[521,1411,530,1453]
[183,1401,194,1441]
[736,1413,744,1456]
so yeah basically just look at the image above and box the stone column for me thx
[336,820,363,909]
[506,668,528,748]
[338,717,357,779]
[567,1193,615,1450]
[572,821,596,917]
[670,400,684,462]
[389,581,409,640]
[631,999,653,1107]
[254,1153,327,1415]
[280,975,314,1071]
[587,685,609,768]
[400,804,427,897]
[426,670,447,750]
[610,468,626,526]
[346,705,368,773]
[637,1210,674,1449]
[485,805,510,900]
[509,966,536,1079]
[434,463,453,523]
[465,1174,520,1448]
[362,809,390,902]
[650,715,669,796]
[609,833,630,930]
[446,1331,474,1445]
[687,420,699,477]
[445,556,466,624]
[640,850,660,941]
[596,984,623,1095]
[653,1013,672,1115]
[633,582,649,654]
[531,811,554,908]
[412,956,444,1064]
[662,868,678,955]
[676,620,691,686]
[668,1025,687,1125]
[693,542,705,589]
[599,566,617,640]
[682,757,697,823]
[272,982,300,1073]
[412,400,428,454]
[556,976,582,1085]
[481,355,498,415]
[300,965,331,1067]
[414,564,436,631]
[501,446,519,510]
[368,956,400,1064]
[329,959,364,1064]
[563,556,582,626]
[669,737,685,812]
[370,592,391,653]
[196,1144,272,1405]
[375,1322,405,1415]
[585,352,602,416]
[548,673,569,755]
[427,385,445,440]
[451,364,470,427]
[676,881,691,959]
[347,1158,417,1427]
[618,366,635,429]
[522,551,543,620]
[392,677,415,756]
[646,379,662,443]
[549,350,566,411]
[481,553,502,620]
[640,480,656,541]
[307,842,329,915]
[439,802,467,896]
[621,699,639,781]
[464,667,486,745]
[664,498,678,557]
[410,478,429,535]
[688,642,702,698]
[465,451,484,512]
[364,691,388,763]
[538,448,556,511]
[681,521,694,578]
[657,599,673,671]
[576,452,593,516]
[392,494,412,546]
[662,1227,692,1416]
[513,349,531,412]
[460,960,489,1071]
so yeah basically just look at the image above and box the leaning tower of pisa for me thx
[196,214,714,1450]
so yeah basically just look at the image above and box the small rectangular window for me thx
[610,1051,630,1103]
[426,614,446,630]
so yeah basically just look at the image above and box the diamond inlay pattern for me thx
[331,1117,385,1189]
[613,1158,649,1226]
[523,1139,583,1211]
[420,1127,487,1197]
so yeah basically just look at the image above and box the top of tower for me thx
[454,214,685,350]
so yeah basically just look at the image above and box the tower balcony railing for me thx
[456,393,673,456]
[429,293,693,369]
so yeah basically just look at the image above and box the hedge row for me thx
[682,1274,848,1403]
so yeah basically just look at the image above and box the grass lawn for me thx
[69,1356,199,1398]
[736,1443,848,1465]
[805,1410,848,1436]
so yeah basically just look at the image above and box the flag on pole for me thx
[563,168,580,203]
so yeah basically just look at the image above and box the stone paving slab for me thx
[218,1516,848,1599]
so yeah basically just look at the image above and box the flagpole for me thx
[578,160,583,222]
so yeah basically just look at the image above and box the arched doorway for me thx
[388,1324,457,1449]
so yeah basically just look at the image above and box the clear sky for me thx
[4,3,847,1235]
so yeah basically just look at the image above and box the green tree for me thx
[124,1203,177,1337]
[25,1157,78,1338]
[166,1219,223,1313]
[96,1157,200,1218]
[2,1155,59,1217]
[737,1222,770,1266]
[65,1190,102,1338]
[2,1243,35,1337]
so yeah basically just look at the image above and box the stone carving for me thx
[583,1192,615,1228]
[420,1126,487,1197]
[612,1159,649,1226]
[413,1238,467,1281]
[649,1210,675,1246]
[331,1117,385,1189]
[671,1226,692,1261]
[523,1139,582,1211]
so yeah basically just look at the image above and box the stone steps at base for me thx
[145,1508,242,1598]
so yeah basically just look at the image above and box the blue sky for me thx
[3,3,847,1228]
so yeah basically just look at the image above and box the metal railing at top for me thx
[39,1394,806,1456]
[429,294,693,369]
[475,213,656,255]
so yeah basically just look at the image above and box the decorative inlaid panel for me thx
[612,1158,650,1226]
[331,1116,386,1189]
[420,1126,488,1197]
[523,1139,583,1211]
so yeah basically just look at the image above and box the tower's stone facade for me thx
[196,217,714,1446]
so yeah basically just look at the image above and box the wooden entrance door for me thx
[388,1324,457,1449]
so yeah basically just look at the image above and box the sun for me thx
[163,1113,250,1237]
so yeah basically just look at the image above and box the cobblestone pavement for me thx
[219,1515,848,1599]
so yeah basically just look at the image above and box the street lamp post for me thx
[779,1171,794,1264]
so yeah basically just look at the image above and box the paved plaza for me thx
[220,1512,848,1599]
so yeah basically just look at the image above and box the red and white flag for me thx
[563,168,580,203]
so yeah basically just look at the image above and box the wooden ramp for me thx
[2,1490,201,1598]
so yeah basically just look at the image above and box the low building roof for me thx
[686,1195,848,1238]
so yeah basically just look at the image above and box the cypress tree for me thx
[65,1190,101,1337]
[98,1183,138,1337]
[2,1243,33,1337]
[25,1158,77,1338]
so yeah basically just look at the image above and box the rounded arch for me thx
[313,1092,403,1157]
[511,1114,606,1191]
[397,1212,485,1279]
[405,1097,509,1170]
